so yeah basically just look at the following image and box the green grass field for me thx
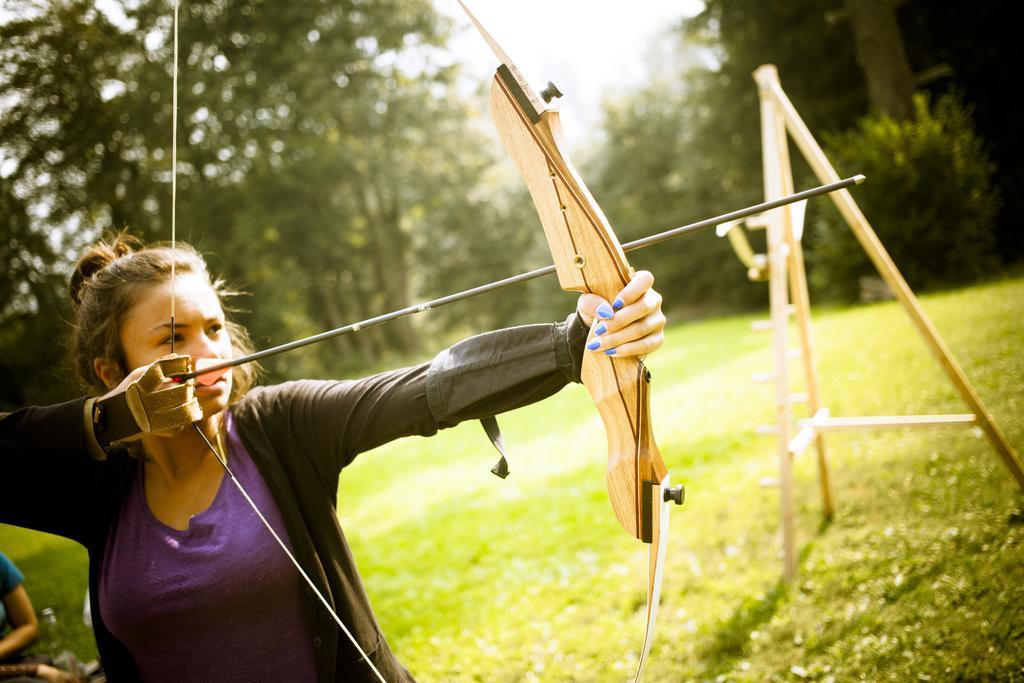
[3,274,1023,681]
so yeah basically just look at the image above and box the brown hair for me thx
[69,232,259,400]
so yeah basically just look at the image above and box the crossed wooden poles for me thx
[720,65,1024,582]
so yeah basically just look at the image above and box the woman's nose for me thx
[186,333,220,360]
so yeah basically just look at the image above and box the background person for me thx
[0,552,79,683]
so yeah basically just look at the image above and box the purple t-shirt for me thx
[98,412,317,681]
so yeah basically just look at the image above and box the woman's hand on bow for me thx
[576,270,666,358]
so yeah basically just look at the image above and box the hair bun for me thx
[69,233,141,305]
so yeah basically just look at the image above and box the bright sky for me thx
[439,0,704,147]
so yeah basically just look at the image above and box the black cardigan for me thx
[0,316,587,681]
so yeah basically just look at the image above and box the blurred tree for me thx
[844,0,915,121]
[592,0,1011,310]
[0,2,141,406]
[815,92,1000,299]
[590,0,866,314]
[589,63,768,314]
[675,0,1016,294]
[898,2,1024,262]
[0,0,542,404]
[0,176,71,406]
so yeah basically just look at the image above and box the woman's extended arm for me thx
[236,313,590,476]
[237,272,671,485]
[0,584,38,660]
[234,271,666,477]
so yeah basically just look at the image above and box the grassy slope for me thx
[2,275,1022,680]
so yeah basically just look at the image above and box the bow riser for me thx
[488,69,668,542]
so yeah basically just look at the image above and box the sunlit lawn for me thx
[3,274,1022,680]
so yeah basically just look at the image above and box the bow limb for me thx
[636,477,673,680]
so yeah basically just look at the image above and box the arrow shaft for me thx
[174,175,862,382]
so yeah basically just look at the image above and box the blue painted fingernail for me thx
[604,348,617,356]
[594,323,607,336]
[587,340,601,351]
[613,298,624,310]
[597,304,614,319]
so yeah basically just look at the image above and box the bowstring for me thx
[167,5,385,680]
[169,0,178,353]
[194,427,387,682]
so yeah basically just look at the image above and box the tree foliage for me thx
[0,0,548,405]
[814,92,1000,299]
[898,3,1024,262]
[2,0,1019,406]
[591,0,1011,313]
[589,0,868,314]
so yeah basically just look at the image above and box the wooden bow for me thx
[458,3,684,678]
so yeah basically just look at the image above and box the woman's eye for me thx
[161,333,184,346]
[209,323,224,336]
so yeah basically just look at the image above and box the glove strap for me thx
[92,391,139,445]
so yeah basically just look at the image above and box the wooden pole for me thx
[755,65,798,582]
[758,65,836,521]
[760,66,1024,491]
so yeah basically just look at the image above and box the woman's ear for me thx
[93,357,124,391]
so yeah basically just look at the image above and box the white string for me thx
[169,0,179,353]
[168,5,385,680]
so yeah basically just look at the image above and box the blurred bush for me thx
[809,93,1000,300]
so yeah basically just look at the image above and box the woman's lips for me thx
[194,358,231,386]
[196,377,226,392]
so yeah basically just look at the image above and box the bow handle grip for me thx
[582,352,667,541]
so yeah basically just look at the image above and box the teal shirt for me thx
[0,551,25,632]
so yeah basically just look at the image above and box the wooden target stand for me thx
[716,65,1024,582]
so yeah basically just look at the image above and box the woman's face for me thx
[116,273,235,416]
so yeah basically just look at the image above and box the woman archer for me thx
[1,234,666,681]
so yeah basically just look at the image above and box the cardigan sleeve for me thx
[237,313,589,475]
[0,398,108,543]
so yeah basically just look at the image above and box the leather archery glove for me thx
[89,355,202,449]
